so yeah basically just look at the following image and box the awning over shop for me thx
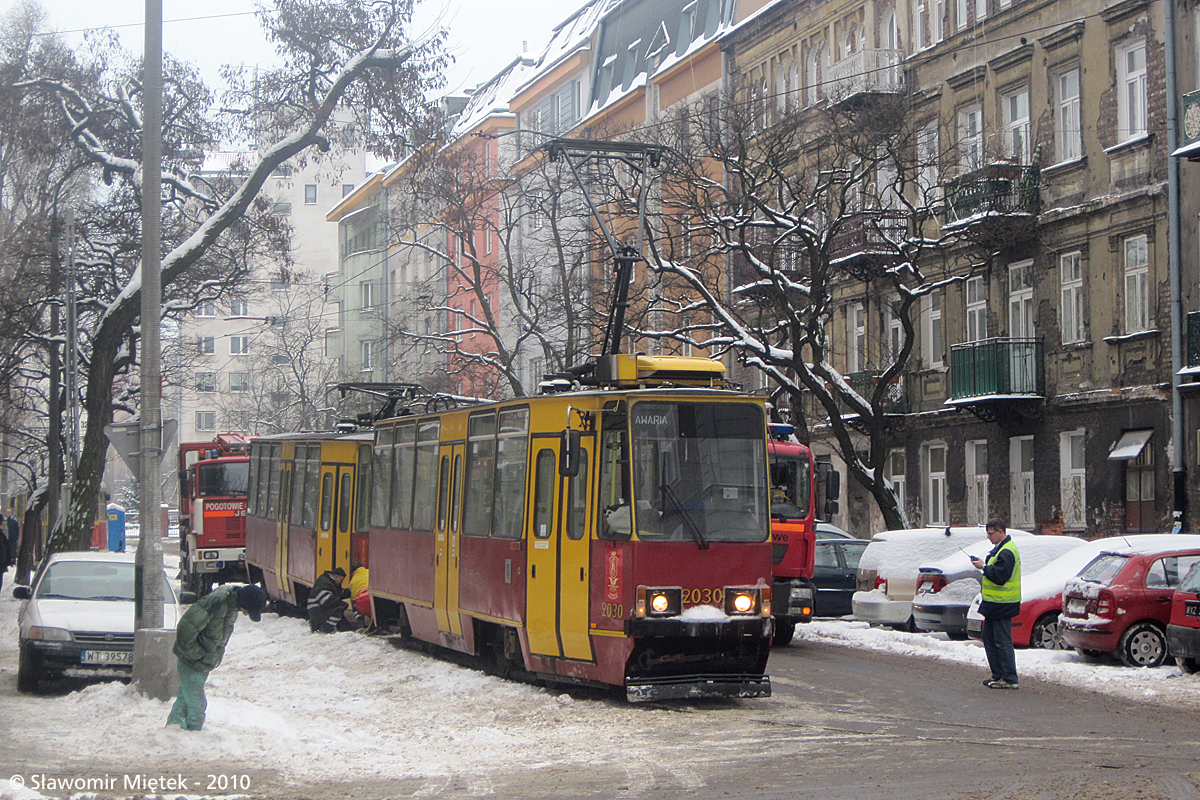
[1108,429,1153,460]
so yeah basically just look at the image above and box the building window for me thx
[196,372,216,393]
[343,184,355,197]
[197,335,215,355]
[230,297,249,317]
[956,0,969,29]
[924,443,947,526]
[886,295,903,362]
[1116,38,1148,143]
[1060,429,1086,529]
[959,105,983,172]
[1124,234,1150,333]
[1060,251,1084,343]
[933,0,945,42]
[848,303,866,372]
[197,300,216,318]
[361,340,375,371]
[360,280,376,310]
[965,439,989,525]
[887,449,907,510]
[229,372,250,392]
[272,202,292,215]
[324,328,339,358]
[304,184,317,205]
[1009,435,1035,529]
[975,0,987,24]
[965,276,987,343]
[923,291,944,368]
[195,411,216,431]
[914,0,929,50]
[230,335,250,356]
[1055,68,1082,162]
[1002,88,1031,163]
[918,122,940,199]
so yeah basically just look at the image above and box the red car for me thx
[1059,536,1200,667]
[1166,559,1200,674]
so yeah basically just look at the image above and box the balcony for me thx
[829,210,907,274]
[827,49,905,104]
[948,338,1044,414]
[838,370,910,417]
[943,161,1040,247]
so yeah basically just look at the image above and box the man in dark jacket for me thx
[167,583,267,731]
[0,529,8,592]
[307,567,350,633]
[970,519,1022,690]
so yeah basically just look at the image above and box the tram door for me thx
[316,461,354,576]
[434,443,465,637]
[526,443,593,660]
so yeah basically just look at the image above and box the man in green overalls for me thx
[970,519,1021,690]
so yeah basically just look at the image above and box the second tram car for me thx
[247,355,775,700]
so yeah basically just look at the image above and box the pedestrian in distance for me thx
[307,567,352,633]
[4,508,17,567]
[167,583,267,731]
[970,518,1022,690]
[0,528,8,593]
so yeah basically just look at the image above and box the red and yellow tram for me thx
[247,355,775,700]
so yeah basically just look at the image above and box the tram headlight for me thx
[636,586,681,618]
[724,587,762,616]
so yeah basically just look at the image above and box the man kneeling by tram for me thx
[307,567,365,633]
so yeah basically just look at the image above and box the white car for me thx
[852,527,1030,630]
[15,552,187,692]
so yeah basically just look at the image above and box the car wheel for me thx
[1179,657,1200,674]
[17,642,41,693]
[946,631,969,641]
[773,620,796,647]
[1117,622,1167,668]
[1031,612,1070,650]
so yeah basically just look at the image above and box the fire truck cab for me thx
[178,433,250,595]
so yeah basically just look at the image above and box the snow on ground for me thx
[2,547,1200,800]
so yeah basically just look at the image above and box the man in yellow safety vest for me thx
[970,519,1021,690]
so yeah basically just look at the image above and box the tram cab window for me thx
[356,444,372,533]
[339,471,352,534]
[372,427,393,530]
[599,408,632,540]
[320,471,334,530]
[533,449,556,538]
[566,456,588,541]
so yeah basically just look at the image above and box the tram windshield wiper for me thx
[660,483,708,549]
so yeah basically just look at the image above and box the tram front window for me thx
[628,402,768,543]
[197,461,250,497]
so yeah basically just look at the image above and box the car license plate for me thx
[1186,601,1200,618]
[1066,598,1087,616]
[81,650,133,665]
[967,618,981,633]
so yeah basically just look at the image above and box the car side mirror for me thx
[179,591,198,604]
[12,585,30,600]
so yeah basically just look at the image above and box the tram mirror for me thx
[560,429,581,478]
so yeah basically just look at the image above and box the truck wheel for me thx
[773,620,796,647]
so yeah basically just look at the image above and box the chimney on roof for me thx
[523,40,528,52]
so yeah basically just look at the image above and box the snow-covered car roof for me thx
[1090,533,1200,557]
[921,535,1085,583]
[859,527,1030,579]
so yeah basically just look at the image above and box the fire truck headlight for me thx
[202,551,220,560]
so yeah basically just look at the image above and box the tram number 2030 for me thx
[601,602,624,619]
[681,587,723,605]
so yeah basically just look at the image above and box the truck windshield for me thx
[769,451,812,521]
[198,461,250,497]
[628,401,768,544]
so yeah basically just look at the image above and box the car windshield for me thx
[198,461,249,497]
[628,401,769,544]
[1076,553,1130,586]
[36,561,137,601]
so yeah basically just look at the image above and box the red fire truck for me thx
[178,433,251,595]
[768,425,840,645]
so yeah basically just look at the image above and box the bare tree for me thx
[639,92,969,530]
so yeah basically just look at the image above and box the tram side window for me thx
[532,449,555,539]
[266,444,282,521]
[372,427,394,531]
[302,454,320,529]
[247,447,261,516]
[462,412,497,537]
[491,408,529,540]
[339,472,352,534]
[253,445,270,516]
[411,420,440,530]
[392,422,416,529]
[356,444,372,533]
[566,456,589,541]
[599,412,631,540]
[290,444,308,525]
[320,471,334,530]
[436,455,450,532]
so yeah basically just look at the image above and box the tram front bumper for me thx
[624,616,773,638]
[627,673,771,702]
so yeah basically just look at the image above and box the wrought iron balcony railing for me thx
[943,162,1040,227]
[949,338,1045,401]
[839,370,909,415]
[827,49,905,102]
[829,210,908,265]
